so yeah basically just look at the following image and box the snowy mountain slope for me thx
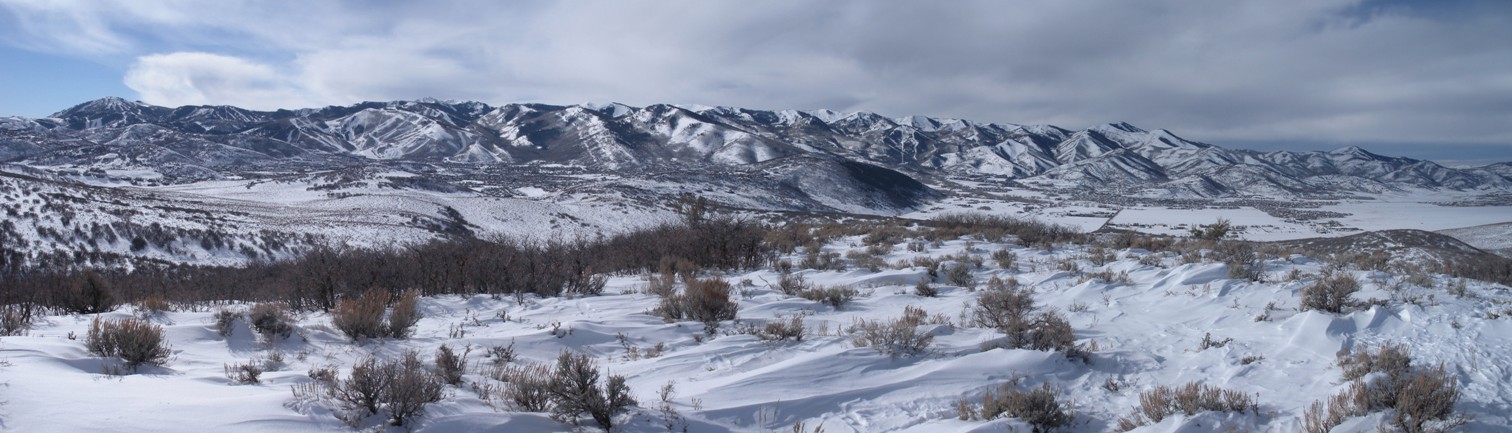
[1439,222,1512,257]
[9,98,1508,199]
[0,164,678,269]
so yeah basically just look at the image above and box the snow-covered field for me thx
[911,186,1512,243]
[5,236,1508,432]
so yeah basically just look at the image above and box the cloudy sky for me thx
[2,0,1509,164]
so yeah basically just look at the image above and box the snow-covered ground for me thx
[911,186,1512,242]
[4,236,1508,432]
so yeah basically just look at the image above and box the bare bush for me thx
[1190,218,1232,241]
[385,350,446,426]
[798,285,858,308]
[386,289,422,339]
[1301,273,1359,314]
[224,358,264,384]
[1,303,37,336]
[336,356,389,416]
[914,277,939,297]
[249,302,295,340]
[488,340,518,365]
[846,250,887,272]
[564,270,608,296]
[973,289,1031,341]
[966,382,1073,433]
[335,351,446,426]
[992,249,1017,270]
[776,273,808,296]
[1027,311,1079,358]
[800,250,845,271]
[333,289,388,341]
[1302,343,1467,433]
[654,277,739,325]
[757,314,806,343]
[212,307,241,337]
[1117,382,1257,431]
[1196,332,1233,351]
[926,213,1082,247]
[135,294,173,316]
[547,351,637,431]
[61,271,116,314]
[1391,364,1465,433]
[849,312,933,357]
[1339,343,1412,382]
[86,317,171,371]
[946,262,975,288]
[494,363,553,412]
[436,344,468,385]
[332,289,422,341]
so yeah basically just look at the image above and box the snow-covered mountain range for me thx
[4,97,1508,198]
[2,97,1510,271]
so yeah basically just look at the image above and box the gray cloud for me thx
[2,0,1510,153]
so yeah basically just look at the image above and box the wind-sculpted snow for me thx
[3,235,1510,432]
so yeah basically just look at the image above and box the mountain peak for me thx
[1093,121,1146,134]
[52,96,150,117]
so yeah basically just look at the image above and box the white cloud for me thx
[124,52,315,109]
[6,0,1512,151]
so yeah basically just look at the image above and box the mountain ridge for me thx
[4,97,1509,199]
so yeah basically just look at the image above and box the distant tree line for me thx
[0,196,768,314]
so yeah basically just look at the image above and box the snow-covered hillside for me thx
[4,232,1508,432]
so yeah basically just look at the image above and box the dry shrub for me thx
[926,213,1081,247]
[213,307,241,337]
[435,344,468,385]
[798,285,858,308]
[547,351,637,431]
[992,249,1018,269]
[564,270,608,297]
[1301,273,1360,314]
[387,289,422,338]
[846,250,887,272]
[494,363,553,412]
[135,294,173,316]
[336,356,389,416]
[946,262,975,288]
[645,271,677,298]
[332,288,422,341]
[86,316,172,371]
[224,358,264,384]
[335,351,446,426]
[249,302,295,339]
[776,273,808,296]
[972,285,1083,361]
[1339,343,1412,382]
[1117,382,1257,431]
[1302,343,1467,433]
[488,340,518,365]
[654,277,739,325]
[849,310,933,357]
[1,303,37,336]
[963,382,1073,432]
[973,285,1036,343]
[385,350,447,426]
[914,277,939,297]
[800,250,846,271]
[1391,365,1464,433]
[757,314,806,343]
[333,289,388,340]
